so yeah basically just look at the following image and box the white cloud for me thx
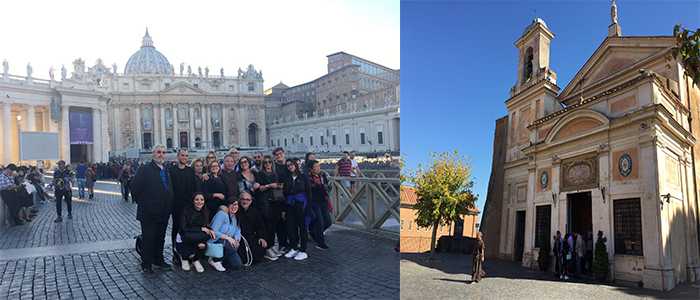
[0,0,399,88]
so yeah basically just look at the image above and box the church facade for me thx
[482,2,700,291]
[0,30,265,165]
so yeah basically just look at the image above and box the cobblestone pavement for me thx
[400,253,700,300]
[0,181,399,299]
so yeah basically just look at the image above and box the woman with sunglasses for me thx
[255,155,285,259]
[203,161,228,220]
[237,157,260,195]
[209,201,243,271]
[205,151,217,173]
[282,159,310,261]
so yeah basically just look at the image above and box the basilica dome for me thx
[124,29,173,75]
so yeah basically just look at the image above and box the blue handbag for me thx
[205,241,224,258]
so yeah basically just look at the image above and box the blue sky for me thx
[401,0,700,215]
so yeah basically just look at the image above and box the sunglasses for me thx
[207,156,215,159]
[263,160,272,164]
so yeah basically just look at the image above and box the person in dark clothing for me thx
[282,159,310,261]
[220,154,241,204]
[119,164,134,202]
[553,231,563,278]
[307,160,332,249]
[192,159,208,193]
[203,161,228,219]
[130,145,175,273]
[255,156,285,259]
[237,191,270,264]
[175,193,214,273]
[53,160,74,222]
[471,232,486,283]
[272,148,289,252]
[169,149,197,263]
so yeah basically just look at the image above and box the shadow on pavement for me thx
[401,252,700,299]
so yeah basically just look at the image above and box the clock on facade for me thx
[619,153,632,177]
[540,171,549,189]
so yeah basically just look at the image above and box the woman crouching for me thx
[209,201,243,271]
[176,193,215,273]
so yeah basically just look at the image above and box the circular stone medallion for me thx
[619,153,632,177]
[540,171,549,189]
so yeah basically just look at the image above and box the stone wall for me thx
[481,116,509,258]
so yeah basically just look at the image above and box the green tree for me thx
[411,151,477,257]
[672,25,700,85]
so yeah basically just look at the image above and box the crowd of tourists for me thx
[130,146,363,274]
[552,230,595,280]
[0,164,49,225]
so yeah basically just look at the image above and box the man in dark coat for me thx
[237,191,269,264]
[130,145,174,273]
[168,148,196,262]
[220,154,241,203]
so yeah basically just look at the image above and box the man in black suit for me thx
[131,145,174,273]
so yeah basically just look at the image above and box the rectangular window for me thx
[345,134,350,145]
[284,138,287,147]
[535,205,551,249]
[277,139,280,147]
[248,82,255,92]
[300,137,304,144]
[332,135,336,145]
[310,136,313,146]
[377,132,383,144]
[360,133,366,144]
[321,136,325,145]
[292,138,295,144]
[614,198,643,256]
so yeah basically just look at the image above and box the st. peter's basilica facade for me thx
[0,29,265,164]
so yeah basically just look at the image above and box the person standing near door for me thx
[131,145,174,273]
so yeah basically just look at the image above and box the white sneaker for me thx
[181,260,191,271]
[294,251,308,261]
[192,260,204,273]
[273,247,284,257]
[208,258,226,272]
[265,249,279,261]
[284,249,299,258]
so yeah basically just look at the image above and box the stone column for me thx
[172,104,179,148]
[203,104,209,149]
[101,108,109,162]
[92,108,101,162]
[2,102,11,164]
[61,105,70,164]
[153,104,160,146]
[113,107,121,152]
[26,105,36,131]
[221,104,228,148]
[134,104,142,150]
[189,104,195,148]
[160,104,166,146]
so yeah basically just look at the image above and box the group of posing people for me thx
[552,230,594,280]
[0,164,48,225]
[131,145,337,273]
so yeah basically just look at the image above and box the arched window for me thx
[248,123,258,147]
[523,47,534,83]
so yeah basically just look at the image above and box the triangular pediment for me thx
[559,37,674,100]
[161,81,207,95]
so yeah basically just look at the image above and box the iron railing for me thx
[328,174,400,236]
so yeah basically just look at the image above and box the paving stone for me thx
[400,252,700,300]
[0,181,399,299]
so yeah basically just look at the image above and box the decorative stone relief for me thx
[560,153,598,192]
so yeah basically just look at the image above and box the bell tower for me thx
[514,18,556,88]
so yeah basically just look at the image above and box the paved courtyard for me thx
[0,181,399,299]
[400,253,700,300]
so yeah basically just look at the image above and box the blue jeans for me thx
[213,239,242,269]
[309,202,330,247]
[77,178,86,198]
